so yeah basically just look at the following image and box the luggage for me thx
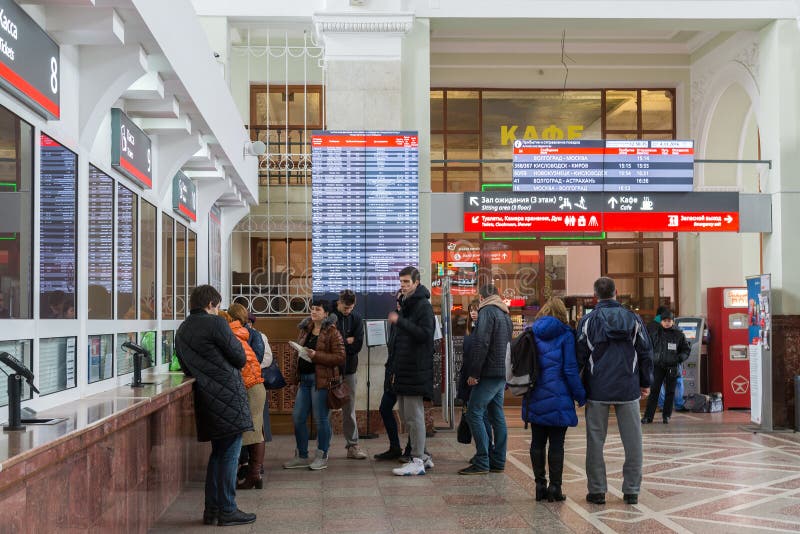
[684,393,710,413]
[708,392,723,413]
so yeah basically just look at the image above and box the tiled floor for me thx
[150,409,800,533]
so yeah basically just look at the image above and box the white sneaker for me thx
[283,451,309,469]
[308,449,328,470]
[393,457,425,476]
[424,456,434,470]
[347,445,368,460]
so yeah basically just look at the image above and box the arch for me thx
[695,60,761,190]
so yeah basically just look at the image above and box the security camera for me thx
[244,140,267,156]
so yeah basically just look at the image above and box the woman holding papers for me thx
[283,299,345,471]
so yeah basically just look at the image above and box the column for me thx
[757,19,800,428]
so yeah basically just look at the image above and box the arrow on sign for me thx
[607,197,618,209]
[469,196,479,207]
[471,215,480,224]
[724,214,733,224]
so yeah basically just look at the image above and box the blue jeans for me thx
[292,373,331,456]
[205,433,243,514]
[466,377,508,471]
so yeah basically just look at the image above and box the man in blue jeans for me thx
[175,285,256,526]
[460,284,513,475]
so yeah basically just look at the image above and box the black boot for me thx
[530,448,547,501]
[547,451,566,502]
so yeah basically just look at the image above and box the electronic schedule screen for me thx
[312,131,418,317]
[512,139,694,193]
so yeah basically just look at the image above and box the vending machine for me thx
[674,316,706,397]
[707,287,750,409]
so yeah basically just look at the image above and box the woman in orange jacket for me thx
[222,304,266,489]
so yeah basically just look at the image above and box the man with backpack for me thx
[459,284,513,475]
[576,277,653,506]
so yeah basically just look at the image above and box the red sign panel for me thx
[464,212,603,233]
[603,212,739,232]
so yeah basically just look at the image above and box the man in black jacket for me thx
[334,289,366,459]
[388,266,436,476]
[176,285,256,527]
[460,284,513,475]
[641,310,691,425]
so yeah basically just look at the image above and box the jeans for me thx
[292,373,331,456]
[379,374,400,449]
[205,433,243,514]
[466,377,508,471]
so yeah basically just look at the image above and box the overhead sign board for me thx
[512,139,694,193]
[463,191,738,233]
[172,171,197,222]
[603,192,738,232]
[0,0,60,119]
[111,108,152,188]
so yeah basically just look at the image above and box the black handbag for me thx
[457,410,472,444]
[262,361,287,390]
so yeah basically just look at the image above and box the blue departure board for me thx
[311,131,419,311]
[39,134,77,318]
[512,139,694,193]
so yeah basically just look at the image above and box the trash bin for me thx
[795,376,800,431]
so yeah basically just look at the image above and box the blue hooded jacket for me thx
[522,316,586,427]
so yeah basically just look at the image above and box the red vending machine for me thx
[707,287,750,408]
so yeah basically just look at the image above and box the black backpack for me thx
[506,329,539,396]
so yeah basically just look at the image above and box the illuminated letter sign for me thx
[0,0,60,119]
[111,108,152,189]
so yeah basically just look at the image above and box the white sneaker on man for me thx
[423,455,434,470]
[392,457,425,476]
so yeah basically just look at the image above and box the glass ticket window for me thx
[0,339,32,405]
[0,108,33,320]
[88,334,114,383]
[38,336,77,395]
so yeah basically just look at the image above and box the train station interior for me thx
[0,0,798,532]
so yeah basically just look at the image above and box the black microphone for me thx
[0,351,39,394]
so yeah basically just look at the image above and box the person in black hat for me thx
[641,309,691,424]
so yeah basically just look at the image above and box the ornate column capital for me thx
[313,12,415,60]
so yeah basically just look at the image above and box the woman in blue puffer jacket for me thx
[523,297,586,502]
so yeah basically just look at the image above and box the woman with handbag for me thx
[220,305,266,490]
[457,300,493,451]
[283,299,345,471]
[522,297,586,502]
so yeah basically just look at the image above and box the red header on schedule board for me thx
[312,134,418,147]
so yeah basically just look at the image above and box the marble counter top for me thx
[0,370,194,480]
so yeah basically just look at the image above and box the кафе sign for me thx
[0,0,60,119]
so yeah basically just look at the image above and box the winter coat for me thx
[388,284,435,397]
[650,325,691,368]
[467,295,514,379]
[175,309,253,442]
[293,314,346,390]
[245,324,265,363]
[576,300,654,403]
[230,320,264,389]
[334,305,364,375]
[523,316,586,427]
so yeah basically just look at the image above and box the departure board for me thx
[39,134,77,318]
[512,140,605,192]
[604,140,694,192]
[311,131,418,303]
[88,166,114,319]
[512,139,694,193]
[116,184,137,319]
